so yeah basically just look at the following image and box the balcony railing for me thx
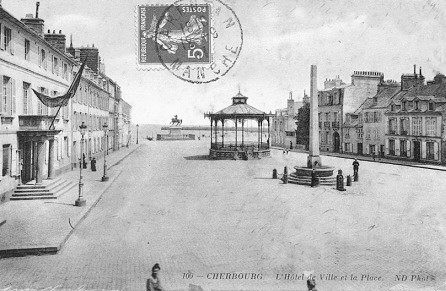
[388,129,396,135]
[400,130,408,135]
[389,149,395,156]
[332,121,340,128]
[19,115,55,131]
[323,121,331,129]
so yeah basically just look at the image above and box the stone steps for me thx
[10,178,77,201]
[288,173,336,186]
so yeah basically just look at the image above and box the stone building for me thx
[271,91,308,149]
[0,3,132,203]
[318,71,384,152]
[0,5,76,201]
[359,80,401,156]
[385,72,446,164]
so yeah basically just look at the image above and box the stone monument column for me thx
[307,64,322,168]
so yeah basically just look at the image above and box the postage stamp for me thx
[138,4,211,65]
[137,0,243,84]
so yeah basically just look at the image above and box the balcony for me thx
[19,115,56,131]
[332,121,340,129]
[400,130,408,135]
[388,129,396,135]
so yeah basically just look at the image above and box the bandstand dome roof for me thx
[206,91,271,118]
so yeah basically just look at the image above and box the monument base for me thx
[288,166,336,186]
[307,155,322,168]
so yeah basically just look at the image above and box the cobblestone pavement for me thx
[0,139,446,291]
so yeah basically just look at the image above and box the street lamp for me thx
[101,123,109,182]
[75,122,87,206]
[136,124,139,144]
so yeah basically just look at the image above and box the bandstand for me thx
[204,91,273,160]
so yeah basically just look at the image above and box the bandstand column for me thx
[267,118,270,147]
[35,140,45,184]
[222,119,225,146]
[242,119,245,146]
[257,119,260,148]
[48,138,55,179]
[214,119,218,146]
[235,117,238,148]
[210,118,213,147]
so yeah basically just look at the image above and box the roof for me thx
[361,84,401,110]
[205,92,271,118]
[214,103,265,115]
[0,7,75,64]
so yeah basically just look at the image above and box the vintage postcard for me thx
[1,0,446,290]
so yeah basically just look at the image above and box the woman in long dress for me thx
[147,263,164,291]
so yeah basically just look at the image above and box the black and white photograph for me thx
[1,0,446,290]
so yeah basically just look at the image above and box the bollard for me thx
[336,170,346,191]
[346,175,352,186]
[282,166,288,184]
[272,169,278,179]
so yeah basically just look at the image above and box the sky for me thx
[3,0,446,125]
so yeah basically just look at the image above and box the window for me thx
[400,118,409,135]
[64,137,69,157]
[22,82,30,115]
[53,57,59,75]
[2,144,11,176]
[400,140,407,157]
[402,101,407,111]
[426,142,435,160]
[389,139,395,155]
[365,129,371,140]
[2,26,12,53]
[63,63,68,80]
[426,117,437,137]
[37,87,49,115]
[388,118,397,134]
[428,102,435,111]
[391,104,395,112]
[415,101,419,110]
[40,49,47,69]
[1,76,15,116]
[24,39,31,60]
[412,117,422,136]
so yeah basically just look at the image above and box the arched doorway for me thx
[333,131,340,152]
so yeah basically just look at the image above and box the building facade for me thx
[385,73,446,164]
[271,91,308,148]
[0,3,132,203]
[0,6,75,201]
[319,71,384,152]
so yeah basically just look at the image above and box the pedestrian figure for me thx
[290,141,293,150]
[307,276,318,291]
[310,169,319,187]
[91,157,97,171]
[353,158,359,182]
[147,263,164,291]
[336,169,346,191]
[82,153,87,169]
[372,151,376,161]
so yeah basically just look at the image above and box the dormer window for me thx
[391,104,395,112]
[428,101,435,111]
[373,97,378,104]
[402,101,407,111]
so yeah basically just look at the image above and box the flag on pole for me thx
[32,58,87,108]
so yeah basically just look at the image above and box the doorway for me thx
[413,140,421,161]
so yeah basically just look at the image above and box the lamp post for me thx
[136,124,139,144]
[101,123,109,182]
[75,122,87,207]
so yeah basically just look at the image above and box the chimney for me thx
[419,67,422,76]
[44,29,67,53]
[289,91,293,100]
[21,2,45,36]
[414,64,416,75]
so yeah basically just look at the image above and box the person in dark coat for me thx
[147,263,164,291]
[82,153,87,169]
[353,158,359,181]
[91,157,97,171]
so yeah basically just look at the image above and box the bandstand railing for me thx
[211,142,270,151]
